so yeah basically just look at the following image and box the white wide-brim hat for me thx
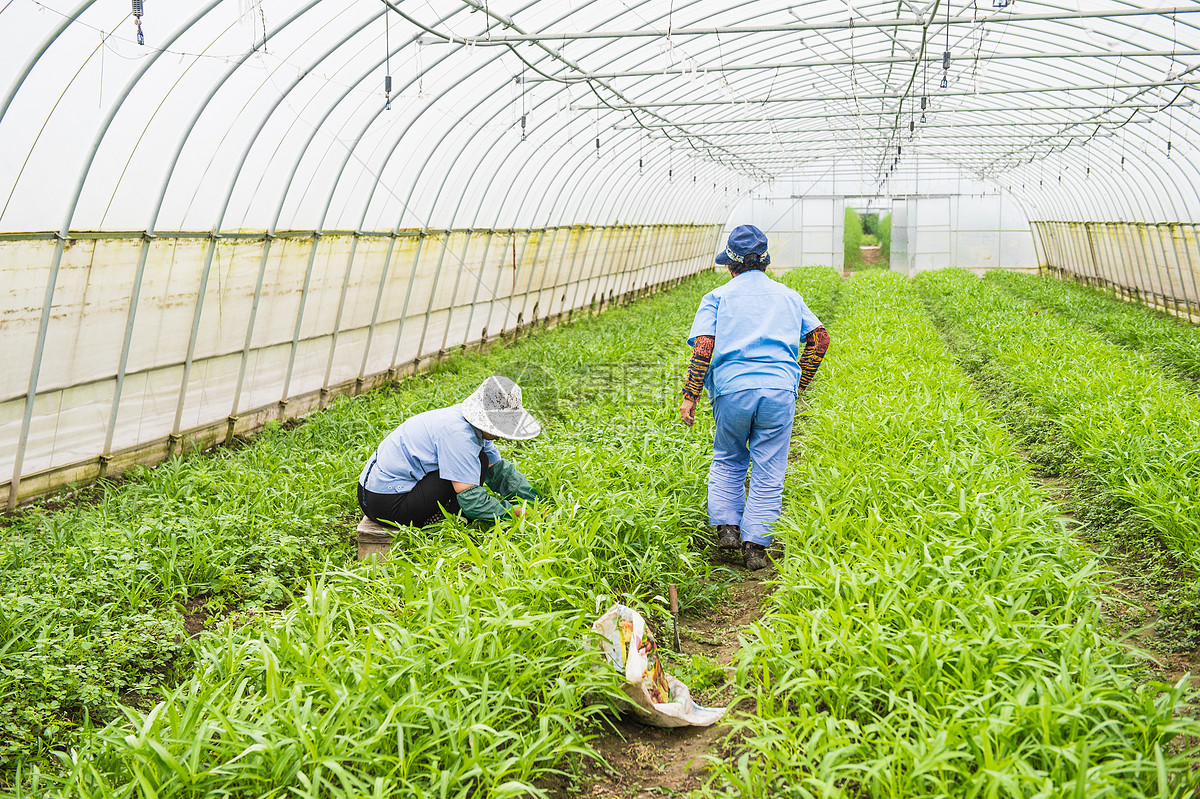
[461,375,542,440]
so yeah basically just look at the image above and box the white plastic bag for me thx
[592,603,726,728]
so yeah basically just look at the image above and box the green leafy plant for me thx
[987,269,1200,386]
[700,270,1200,797]
[915,268,1200,564]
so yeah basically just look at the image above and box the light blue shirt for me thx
[359,404,501,494]
[687,270,823,399]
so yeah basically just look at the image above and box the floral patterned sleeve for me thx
[798,327,830,391]
[683,336,714,401]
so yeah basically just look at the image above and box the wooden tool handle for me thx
[669,584,679,614]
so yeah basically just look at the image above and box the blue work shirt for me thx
[358,404,501,494]
[687,270,823,399]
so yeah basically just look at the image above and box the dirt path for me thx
[568,550,777,798]
[859,245,884,265]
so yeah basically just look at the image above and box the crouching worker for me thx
[357,375,542,528]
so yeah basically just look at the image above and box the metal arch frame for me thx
[424,0,745,231]
[256,10,474,399]
[213,4,478,408]
[106,1,329,463]
[242,0,710,388]
[9,0,1190,233]
[379,0,737,352]
[334,2,555,371]
[396,0,769,184]
[7,1,1200,505]
[172,6,411,432]
[451,6,1200,44]
[7,1,225,509]
[9,1,1200,229]
[523,0,1200,214]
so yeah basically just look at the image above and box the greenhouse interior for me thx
[3,0,1200,795]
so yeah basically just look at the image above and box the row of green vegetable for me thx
[702,270,1200,797]
[6,269,845,796]
[915,268,1200,567]
[986,270,1200,386]
[9,263,1199,796]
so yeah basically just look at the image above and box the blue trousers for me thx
[708,388,797,546]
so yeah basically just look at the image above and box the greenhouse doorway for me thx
[843,197,892,273]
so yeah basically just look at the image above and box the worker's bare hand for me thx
[680,398,697,427]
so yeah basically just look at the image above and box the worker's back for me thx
[689,271,823,399]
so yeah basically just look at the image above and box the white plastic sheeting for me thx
[1035,221,1200,317]
[1,225,717,503]
[726,162,1038,272]
[734,194,846,269]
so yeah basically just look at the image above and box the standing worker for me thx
[679,225,830,570]
[358,375,542,528]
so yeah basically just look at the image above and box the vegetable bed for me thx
[916,268,1200,567]
[705,270,1199,797]
[986,270,1200,387]
[3,266,1198,797]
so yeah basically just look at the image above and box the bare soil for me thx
[560,549,777,798]
[859,245,884,265]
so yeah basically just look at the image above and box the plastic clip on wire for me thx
[132,0,144,45]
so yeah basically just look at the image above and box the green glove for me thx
[484,458,541,502]
[456,485,513,522]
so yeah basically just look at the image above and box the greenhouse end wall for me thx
[2,223,721,507]
[1033,221,1200,319]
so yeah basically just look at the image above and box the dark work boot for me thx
[716,524,741,550]
[742,540,770,571]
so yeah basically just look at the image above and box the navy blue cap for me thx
[716,224,770,266]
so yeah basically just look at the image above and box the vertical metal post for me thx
[1081,223,1099,286]
[1070,222,1091,284]
[592,226,623,313]
[1131,223,1155,302]
[460,231,499,350]
[415,232,454,361]
[619,225,647,300]
[651,224,677,289]
[566,227,599,314]
[7,236,66,509]
[1028,221,1047,272]
[512,227,549,332]
[281,233,323,405]
[1105,222,1131,299]
[389,236,427,374]
[1097,222,1120,294]
[358,234,398,385]
[660,224,685,287]
[1134,224,1163,310]
[478,229,515,346]
[1166,223,1195,316]
[1146,224,1170,305]
[100,235,153,476]
[547,225,575,317]
[437,230,479,354]
[507,229,536,336]
[229,234,274,434]
[1181,224,1200,316]
[170,235,220,450]
[320,233,362,405]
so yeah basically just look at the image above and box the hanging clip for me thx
[132,0,144,45]
[384,75,392,110]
